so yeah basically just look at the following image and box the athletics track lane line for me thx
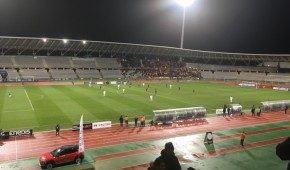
[4,113,289,161]
[94,126,290,161]
[1,112,288,161]
[0,112,289,162]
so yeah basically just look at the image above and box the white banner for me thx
[110,81,117,84]
[216,109,224,115]
[92,121,112,129]
[78,115,84,153]
[238,83,255,87]
[273,87,289,91]
[96,81,104,85]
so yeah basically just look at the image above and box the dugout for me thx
[230,104,243,115]
[153,107,206,124]
[261,100,290,112]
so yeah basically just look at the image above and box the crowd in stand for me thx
[118,56,200,79]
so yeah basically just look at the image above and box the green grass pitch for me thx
[0,81,289,131]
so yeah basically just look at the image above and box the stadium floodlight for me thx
[63,39,68,44]
[82,40,86,45]
[42,38,47,42]
[176,0,194,7]
[176,0,194,49]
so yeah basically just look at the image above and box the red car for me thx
[39,145,84,169]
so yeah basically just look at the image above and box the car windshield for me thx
[50,148,62,157]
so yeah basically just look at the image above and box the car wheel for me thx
[75,156,82,165]
[46,162,53,170]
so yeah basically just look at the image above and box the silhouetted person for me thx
[55,124,60,136]
[119,115,124,127]
[276,137,290,170]
[155,142,181,170]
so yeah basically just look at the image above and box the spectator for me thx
[148,157,166,170]
[188,167,196,170]
[119,115,124,127]
[251,105,255,116]
[240,131,246,146]
[276,137,290,170]
[134,115,138,127]
[223,104,227,117]
[124,115,129,127]
[55,124,60,136]
[227,107,231,116]
[154,142,181,170]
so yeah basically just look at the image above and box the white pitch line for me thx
[24,89,35,111]
[15,137,18,161]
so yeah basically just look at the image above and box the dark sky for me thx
[0,0,290,54]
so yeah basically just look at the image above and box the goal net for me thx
[16,76,35,82]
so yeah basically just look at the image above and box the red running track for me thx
[0,112,289,163]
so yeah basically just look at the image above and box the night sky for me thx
[0,0,290,54]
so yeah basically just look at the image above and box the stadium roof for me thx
[0,36,289,62]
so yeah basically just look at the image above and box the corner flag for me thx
[78,115,84,153]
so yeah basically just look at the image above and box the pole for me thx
[180,7,186,49]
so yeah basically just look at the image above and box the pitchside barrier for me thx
[261,100,290,112]
[0,129,33,139]
[153,107,206,125]
[72,121,112,131]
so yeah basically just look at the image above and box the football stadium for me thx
[1,1,290,170]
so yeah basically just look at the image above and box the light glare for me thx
[82,40,86,44]
[42,38,47,42]
[63,39,68,43]
[176,0,194,7]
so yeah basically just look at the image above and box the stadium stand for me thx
[72,57,97,68]
[96,58,121,68]
[0,56,14,68]
[213,71,237,80]
[5,69,19,81]
[264,73,290,83]
[19,69,50,80]
[0,37,290,83]
[46,57,72,68]
[201,71,214,79]
[76,69,101,79]
[237,72,266,81]
[49,69,77,80]
[100,69,123,79]
[14,56,44,68]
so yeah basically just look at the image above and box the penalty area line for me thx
[24,89,35,111]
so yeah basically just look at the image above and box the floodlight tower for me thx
[176,0,194,49]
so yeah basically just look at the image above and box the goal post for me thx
[16,76,35,82]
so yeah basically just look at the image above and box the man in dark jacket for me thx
[276,137,290,170]
[119,115,124,127]
[155,142,181,170]
[55,124,60,136]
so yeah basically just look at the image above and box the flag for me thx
[78,115,84,153]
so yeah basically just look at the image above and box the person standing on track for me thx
[55,124,60,136]
[124,115,129,127]
[134,115,138,127]
[119,115,124,127]
[240,131,246,146]
[285,105,288,114]
[223,104,227,117]
[141,115,145,127]
[251,105,256,116]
